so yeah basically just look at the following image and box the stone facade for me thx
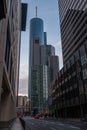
[0,0,21,125]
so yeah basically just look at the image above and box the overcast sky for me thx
[19,0,63,96]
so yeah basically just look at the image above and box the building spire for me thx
[35,6,37,17]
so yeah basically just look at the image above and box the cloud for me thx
[19,76,28,96]
[19,64,28,95]
[19,64,28,79]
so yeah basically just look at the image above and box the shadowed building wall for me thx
[58,0,87,64]
[0,0,21,126]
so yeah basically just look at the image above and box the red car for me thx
[34,115,40,119]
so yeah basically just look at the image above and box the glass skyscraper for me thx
[31,65,48,110]
[29,18,44,67]
[29,16,59,112]
[40,45,55,65]
[30,18,44,45]
[29,17,48,111]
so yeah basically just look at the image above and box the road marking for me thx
[50,127,56,130]
[70,125,80,129]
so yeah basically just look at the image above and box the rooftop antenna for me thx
[35,6,38,17]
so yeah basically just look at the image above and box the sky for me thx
[19,0,63,96]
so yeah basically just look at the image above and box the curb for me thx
[19,117,31,130]
[19,118,26,130]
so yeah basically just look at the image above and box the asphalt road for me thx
[23,116,87,130]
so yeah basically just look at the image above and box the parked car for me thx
[34,114,40,119]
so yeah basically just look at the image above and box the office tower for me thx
[51,44,87,118]
[29,17,44,67]
[29,9,59,112]
[30,18,44,45]
[32,39,40,66]
[0,0,21,126]
[29,13,46,111]
[58,0,87,64]
[51,0,87,118]
[48,55,59,80]
[31,65,48,110]
[40,45,55,65]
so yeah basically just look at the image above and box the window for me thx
[81,55,87,65]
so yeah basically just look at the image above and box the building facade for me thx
[52,44,87,118]
[29,17,45,110]
[54,0,87,118]
[18,96,29,107]
[0,0,21,126]
[29,16,59,113]
[32,40,40,66]
[48,55,59,80]
[58,0,87,64]
[40,45,55,65]
[30,65,48,110]
[29,17,44,67]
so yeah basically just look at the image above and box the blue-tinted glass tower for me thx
[30,18,44,45]
[29,18,44,67]
[29,17,44,109]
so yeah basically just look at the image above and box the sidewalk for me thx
[11,118,24,130]
[46,117,87,123]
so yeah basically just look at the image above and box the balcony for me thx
[0,0,7,20]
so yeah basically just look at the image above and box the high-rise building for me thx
[29,17,44,67]
[29,10,59,112]
[58,0,87,64]
[30,18,44,45]
[51,44,87,118]
[40,45,55,65]
[31,65,48,110]
[51,0,87,118]
[29,16,46,111]
[32,39,40,66]
[0,0,21,126]
[48,55,59,80]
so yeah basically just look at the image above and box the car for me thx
[34,114,40,119]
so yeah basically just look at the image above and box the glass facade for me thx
[29,17,45,108]
[40,45,55,65]
[31,65,48,110]
[30,18,44,46]
[29,17,44,67]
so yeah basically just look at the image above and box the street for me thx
[23,116,87,130]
